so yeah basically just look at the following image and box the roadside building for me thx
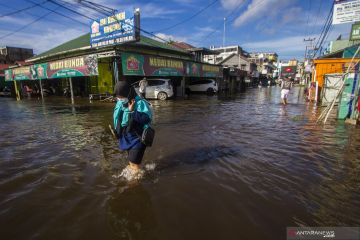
[217,53,256,90]
[205,45,246,64]
[311,43,360,106]
[324,38,360,55]
[0,46,33,64]
[202,45,257,91]
[5,34,222,101]
[0,46,34,96]
[248,52,278,79]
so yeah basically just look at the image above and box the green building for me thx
[6,34,221,99]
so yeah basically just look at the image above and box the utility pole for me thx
[223,17,226,51]
[303,38,316,85]
[303,38,316,61]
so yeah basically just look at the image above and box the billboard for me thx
[280,66,297,79]
[350,22,360,40]
[5,54,98,81]
[333,0,360,24]
[90,10,140,48]
[121,52,221,77]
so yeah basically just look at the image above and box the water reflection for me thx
[0,87,359,240]
[107,184,159,240]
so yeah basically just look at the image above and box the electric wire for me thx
[309,0,323,36]
[312,2,333,57]
[25,0,88,26]
[0,6,60,40]
[194,0,267,45]
[0,0,49,18]
[304,0,312,38]
[48,0,95,21]
[153,0,219,33]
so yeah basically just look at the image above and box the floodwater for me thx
[0,86,359,240]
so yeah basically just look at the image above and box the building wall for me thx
[222,55,251,72]
[314,58,360,87]
[97,62,113,94]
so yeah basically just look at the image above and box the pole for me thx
[13,80,20,101]
[39,79,44,99]
[69,77,74,105]
[223,17,226,50]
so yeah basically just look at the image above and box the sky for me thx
[0,0,354,61]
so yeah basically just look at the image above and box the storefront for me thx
[5,54,99,102]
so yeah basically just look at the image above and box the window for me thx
[149,80,166,86]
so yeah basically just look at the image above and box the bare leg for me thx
[129,162,140,171]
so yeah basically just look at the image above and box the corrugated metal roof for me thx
[28,34,189,62]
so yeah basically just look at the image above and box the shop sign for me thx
[45,54,98,79]
[350,22,360,40]
[6,66,32,81]
[121,52,221,77]
[185,62,201,77]
[6,54,98,81]
[121,53,184,76]
[4,69,13,81]
[90,10,140,48]
[202,64,221,77]
[333,0,360,25]
[147,56,184,76]
[122,52,145,76]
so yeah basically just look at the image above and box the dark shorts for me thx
[127,145,146,165]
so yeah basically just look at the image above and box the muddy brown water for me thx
[0,86,359,240]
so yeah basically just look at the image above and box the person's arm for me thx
[128,99,151,125]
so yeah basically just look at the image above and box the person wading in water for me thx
[280,77,292,105]
[113,81,153,180]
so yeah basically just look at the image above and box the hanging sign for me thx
[121,52,221,77]
[333,0,360,24]
[90,9,140,48]
[350,22,360,40]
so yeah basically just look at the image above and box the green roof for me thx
[29,33,188,62]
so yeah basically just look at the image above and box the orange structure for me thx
[313,58,360,88]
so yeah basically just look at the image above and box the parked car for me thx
[133,79,174,100]
[186,79,218,94]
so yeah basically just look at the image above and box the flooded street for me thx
[0,86,359,240]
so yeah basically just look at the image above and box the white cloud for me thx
[233,0,296,27]
[140,3,183,18]
[154,33,188,42]
[0,28,87,54]
[221,0,246,10]
[242,35,317,56]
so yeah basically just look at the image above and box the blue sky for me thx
[0,0,354,61]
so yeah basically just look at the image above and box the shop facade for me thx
[5,33,222,101]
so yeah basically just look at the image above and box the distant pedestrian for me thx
[139,77,148,99]
[113,81,153,181]
[281,77,292,105]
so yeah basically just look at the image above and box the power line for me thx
[153,0,219,33]
[26,0,88,26]
[47,0,95,21]
[194,0,267,45]
[47,0,175,47]
[309,0,323,36]
[0,7,59,40]
[304,0,312,38]
[0,2,85,28]
[312,3,333,57]
[0,0,49,18]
